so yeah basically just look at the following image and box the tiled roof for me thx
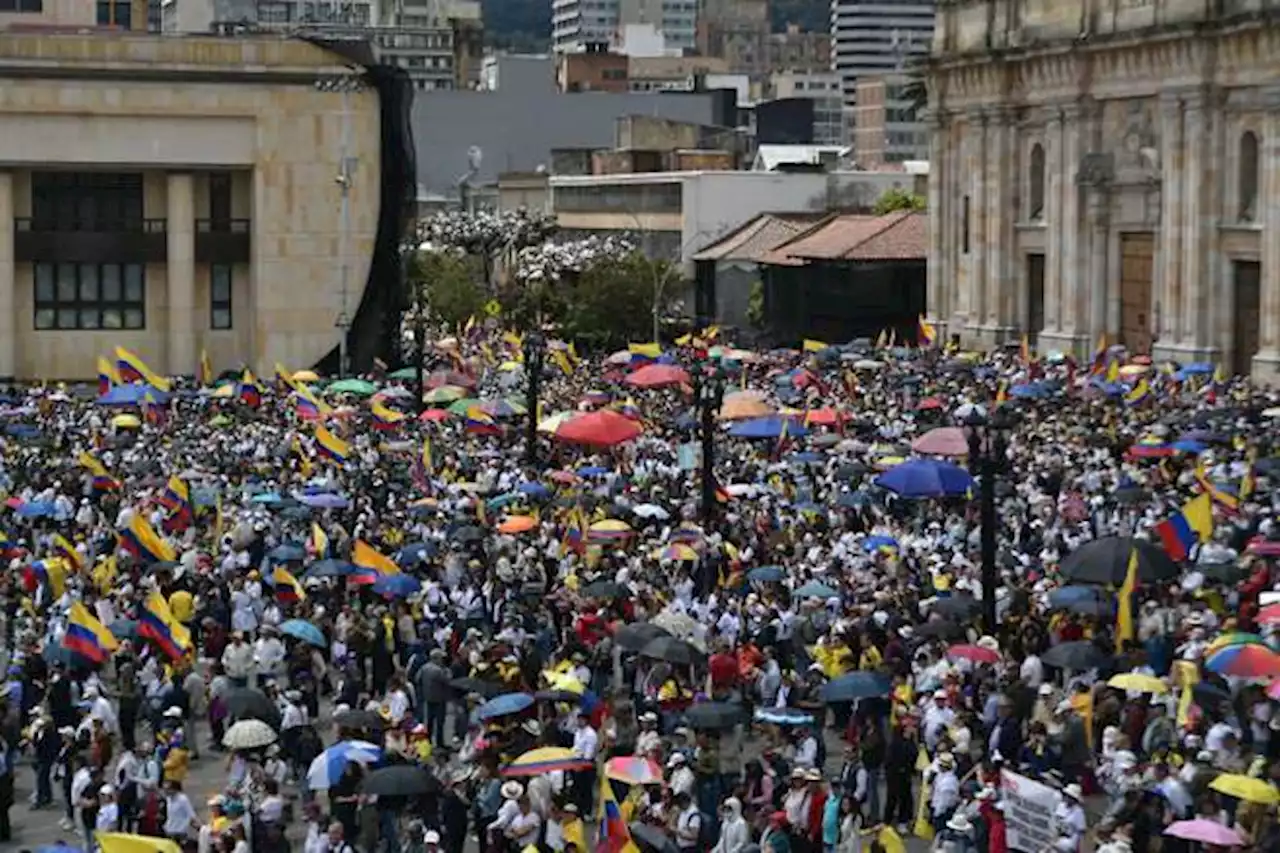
[692,213,828,263]
[760,211,927,265]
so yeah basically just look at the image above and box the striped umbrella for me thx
[604,756,663,785]
[501,747,593,777]
[306,740,383,790]
[1205,644,1280,679]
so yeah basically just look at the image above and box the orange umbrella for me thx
[497,515,537,534]
[718,391,774,421]
[801,408,847,427]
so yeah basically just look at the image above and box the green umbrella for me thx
[447,397,483,415]
[209,414,233,427]
[424,385,468,403]
[326,378,378,396]
[388,366,418,380]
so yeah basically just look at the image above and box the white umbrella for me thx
[632,504,669,520]
[222,718,278,751]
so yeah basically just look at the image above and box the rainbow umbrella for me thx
[588,519,633,542]
[501,747,593,777]
[668,524,705,545]
[1206,632,1269,656]
[604,755,663,785]
[1205,644,1280,679]
[652,543,699,562]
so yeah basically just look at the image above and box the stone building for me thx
[926,0,1280,378]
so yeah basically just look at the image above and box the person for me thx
[503,794,541,850]
[928,753,960,834]
[760,811,792,853]
[94,784,120,834]
[712,796,749,853]
[416,648,452,747]
[672,790,702,853]
[162,779,200,843]
[1053,783,1087,852]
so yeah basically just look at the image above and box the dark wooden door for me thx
[1119,233,1154,354]
[1233,260,1261,376]
[1026,253,1045,346]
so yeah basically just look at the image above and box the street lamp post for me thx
[523,332,545,468]
[414,276,428,415]
[697,370,726,528]
[316,72,364,376]
[965,408,1014,636]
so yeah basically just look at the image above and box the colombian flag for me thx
[272,565,306,604]
[29,559,67,598]
[197,349,214,387]
[97,356,120,397]
[412,437,434,491]
[314,425,349,463]
[1115,547,1139,653]
[139,589,191,661]
[1154,493,1214,562]
[160,475,193,533]
[114,346,171,393]
[63,601,119,664]
[274,362,299,392]
[293,385,330,421]
[78,451,121,492]
[238,370,263,407]
[596,773,641,853]
[917,315,937,347]
[350,539,400,586]
[51,533,84,573]
[370,398,407,430]
[464,405,500,436]
[627,342,661,360]
[562,508,586,555]
[119,514,177,564]
[1124,378,1151,407]
[310,522,330,559]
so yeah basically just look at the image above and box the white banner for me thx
[1000,770,1062,852]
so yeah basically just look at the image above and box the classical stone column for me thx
[1043,107,1064,335]
[1180,90,1211,355]
[984,107,1012,335]
[966,109,990,340]
[1154,93,1184,358]
[166,172,196,377]
[925,108,949,338]
[0,172,13,381]
[1058,102,1084,344]
[1087,189,1111,343]
[1253,91,1280,381]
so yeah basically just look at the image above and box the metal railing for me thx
[15,217,166,233]
[196,218,251,234]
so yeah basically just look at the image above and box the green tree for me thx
[873,188,927,215]
[746,280,766,329]
[408,250,484,327]
[531,252,680,349]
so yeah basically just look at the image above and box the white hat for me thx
[521,720,542,736]
[163,706,183,718]
[1038,683,1054,696]
[937,752,955,767]
[946,813,972,833]
[500,781,524,800]
[666,753,687,768]
[933,689,947,700]
[423,830,440,844]
[99,784,115,796]
[1063,783,1082,801]
[640,712,658,723]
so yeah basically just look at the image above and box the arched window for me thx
[1028,143,1046,220]
[1239,131,1259,222]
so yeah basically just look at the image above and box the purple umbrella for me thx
[298,493,349,509]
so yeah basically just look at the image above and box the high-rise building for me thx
[830,0,932,108]
[551,0,696,55]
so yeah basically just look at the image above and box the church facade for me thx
[926,0,1280,378]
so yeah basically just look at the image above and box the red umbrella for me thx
[916,396,946,411]
[554,410,642,447]
[1247,538,1280,557]
[419,408,450,423]
[911,427,970,457]
[946,644,1001,665]
[1257,603,1280,625]
[801,408,847,427]
[625,364,691,389]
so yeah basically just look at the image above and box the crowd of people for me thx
[1,327,1279,853]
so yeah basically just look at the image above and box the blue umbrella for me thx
[794,581,840,599]
[96,384,170,406]
[835,491,870,509]
[306,558,356,578]
[299,492,349,509]
[577,466,609,477]
[1009,382,1050,399]
[878,459,974,499]
[1182,362,1215,375]
[270,543,307,562]
[396,541,438,564]
[517,482,551,498]
[1171,439,1206,455]
[862,534,899,553]
[728,417,809,440]
[753,707,814,726]
[487,494,523,511]
[1047,586,1104,609]
[820,672,892,702]
[672,410,698,431]
[4,423,40,439]
[36,845,84,853]
[280,619,326,647]
[788,451,825,464]
[372,573,423,599]
[15,500,56,518]
[747,565,785,582]
[192,487,220,508]
[477,692,535,721]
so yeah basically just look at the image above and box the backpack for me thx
[698,810,718,848]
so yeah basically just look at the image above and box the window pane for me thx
[102,265,121,301]
[212,308,232,330]
[57,264,77,301]
[79,265,99,301]
[58,308,77,329]
[102,309,123,329]
[124,265,144,302]
[80,310,101,329]
[35,309,55,330]
[35,264,55,302]
[124,308,144,329]
[212,266,232,301]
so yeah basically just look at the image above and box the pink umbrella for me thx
[1266,679,1280,701]
[625,363,691,389]
[911,426,970,457]
[1164,819,1244,847]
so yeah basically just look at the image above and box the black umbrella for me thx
[360,764,439,797]
[1199,559,1247,584]
[580,580,628,600]
[449,677,506,699]
[1192,682,1232,706]
[1041,641,1111,671]
[639,636,705,667]
[613,622,671,652]
[334,709,385,731]
[931,596,981,618]
[223,688,281,729]
[535,689,584,704]
[1112,485,1148,505]
[1059,537,1179,586]
[629,823,680,853]
[683,702,744,730]
[455,525,485,543]
[305,558,356,578]
[914,620,966,640]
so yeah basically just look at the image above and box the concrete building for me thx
[767,24,831,75]
[0,29,386,381]
[927,0,1280,379]
[557,43,630,92]
[831,0,933,110]
[2,0,148,27]
[696,0,768,75]
[552,0,697,55]
[415,53,731,202]
[769,70,845,145]
[852,76,927,165]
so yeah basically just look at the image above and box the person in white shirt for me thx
[570,711,599,813]
[922,690,956,752]
[667,753,695,797]
[504,796,542,849]
[163,780,200,841]
[928,753,960,830]
[672,792,702,852]
[95,785,120,833]
[487,781,524,846]
[635,712,661,756]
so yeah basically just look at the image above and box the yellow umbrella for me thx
[111,414,141,429]
[501,747,592,776]
[651,543,699,562]
[97,833,184,853]
[1210,773,1280,804]
[543,671,586,694]
[1106,673,1168,694]
[589,519,631,534]
[293,369,321,382]
[874,455,906,471]
[537,411,576,434]
[211,384,236,399]
[498,360,523,372]
[1119,364,1150,376]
